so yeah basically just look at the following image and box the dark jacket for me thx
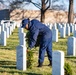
[28,19,52,48]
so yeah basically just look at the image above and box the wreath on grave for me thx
[27,50,34,69]
[64,63,72,75]
[26,31,35,69]
[26,31,41,69]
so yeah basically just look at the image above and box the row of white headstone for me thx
[0,20,16,46]
[46,23,76,56]
[46,23,76,42]
[47,23,76,56]
[16,27,64,75]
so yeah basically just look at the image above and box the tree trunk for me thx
[68,0,74,23]
[41,9,45,23]
[22,9,24,19]
[41,0,46,23]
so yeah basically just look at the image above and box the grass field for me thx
[0,28,76,75]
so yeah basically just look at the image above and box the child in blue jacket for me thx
[21,18,52,67]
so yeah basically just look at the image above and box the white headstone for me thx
[14,21,16,28]
[74,24,76,31]
[46,23,50,28]
[60,27,66,38]
[1,20,4,25]
[5,27,9,38]
[0,38,1,45]
[4,23,8,30]
[52,23,57,29]
[0,25,1,38]
[63,23,66,28]
[67,37,76,56]
[19,27,24,37]
[1,24,4,31]
[73,30,76,37]
[16,45,27,70]
[58,23,62,32]
[9,26,12,35]
[19,32,26,46]
[52,50,64,75]
[10,25,13,32]
[1,31,6,46]
[12,22,15,29]
[52,29,58,42]
[49,23,53,29]
[14,22,16,29]
[66,26,70,36]
[70,25,74,33]
[0,25,1,44]
[66,23,69,27]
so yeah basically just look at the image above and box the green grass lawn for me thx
[0,28,76,75]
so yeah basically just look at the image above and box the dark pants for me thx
[38,37,52,63]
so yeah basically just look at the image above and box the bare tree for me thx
[0,0,26,11]
[0,0,28,19]
[1,0,51,23]
[25,0,51,23]
[0,0,4,3]
[6,0,24,12]
[53,0,74,23]
[68,0,74,23]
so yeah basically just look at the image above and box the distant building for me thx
[0,9,10,20]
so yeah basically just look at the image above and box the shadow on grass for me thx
[26,73,42,75]
[65,56,76,59]
[0,60,16,64]
[0,60,42,75]
[0,65,16,69]
[58,37,67,39]
[0,46,15,50]
[0,60,13,69]
[0,47,11,50]
[0,45,17,50]
[0,61,51,75]
[65,56,76,64]
[8,38,19,40]
[0,70,42,75]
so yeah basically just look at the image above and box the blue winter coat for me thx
[28,19,52,48]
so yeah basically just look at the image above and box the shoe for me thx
[37,62,43,67]
[48,60,52,66]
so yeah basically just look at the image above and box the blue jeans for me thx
[38,37,52,63]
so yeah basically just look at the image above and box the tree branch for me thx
[45,0,48,4]
[45,0,50,12]
[24,0,41,9]
[30,1,41,9]
[0,1,3,3]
